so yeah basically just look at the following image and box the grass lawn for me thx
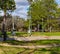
[6,32,60,37]
[0,38,60,54]
[32,32,60,36]
[0,46,60,54]
[0,40,60,46]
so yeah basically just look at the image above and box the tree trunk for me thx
[2,12,7,41]
[37,24,40,32]
[49,26,52,32]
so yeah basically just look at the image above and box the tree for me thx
[14,16,25,31]
[28,0,58,32]
[0,0,16,41]
[42,0,57,32]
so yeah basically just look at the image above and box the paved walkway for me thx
[10,36,60,41]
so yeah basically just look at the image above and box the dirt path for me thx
[0,36,60,41]
[0,36,59,49]
[0,43,52,49]
[10,36,60,41]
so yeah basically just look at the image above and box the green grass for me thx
[0,39,60,54]
[0,32,60,37]
[7,32,28,37]
[32,32,60,36]
[0,46,60,54]
[0,46,25,54]
[7,32,60,37]
[1,40,60,46]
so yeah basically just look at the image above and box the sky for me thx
[0,0,60,19]
[12,0,29,19]
[56,0,60,4]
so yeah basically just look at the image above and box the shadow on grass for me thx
[2,40,60,46]
[0,39,60,54]
[17,47,60,54]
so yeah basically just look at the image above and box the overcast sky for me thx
[0,0,60,19]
